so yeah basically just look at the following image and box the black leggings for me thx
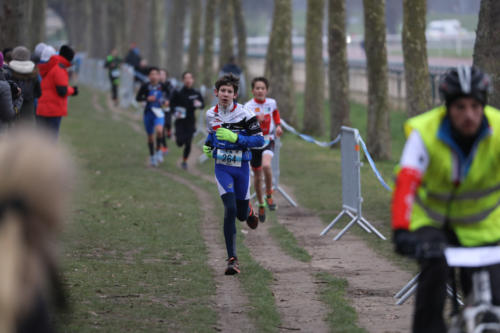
[176,135,192,160]
[221,193,249,259]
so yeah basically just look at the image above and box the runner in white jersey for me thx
[244,77,283,222]
[203,74,264,275]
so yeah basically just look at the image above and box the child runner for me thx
[203,74,263,275]
[136,67,168,167]
[244,77,283,222]
[169,71,204,169]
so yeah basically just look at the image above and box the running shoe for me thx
[156,150,164,163]
[149,155,158,167]
[225,257,240,275]
[181,161,188,170]
[161,146,169,155]
[266,195,276,211]
[258,204,266,223]
[246,205,259,229]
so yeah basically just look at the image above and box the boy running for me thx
[203,74,263,275]
[159,68,173,154]
[136,67,168,167]
[170,71,204,169]
[244,77,283,222]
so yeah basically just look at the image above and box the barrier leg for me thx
[333,216,359,241]
[276,185,298,207]
[320,210,347,236]
[345,211,372,233]
[395,273,420,299]
[446,285,464,306]
[396,283,418,305]
[360,216,386,240]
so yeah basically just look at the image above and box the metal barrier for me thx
[320,126,386,241]
[394,273,464,306]
[77,56,136,109]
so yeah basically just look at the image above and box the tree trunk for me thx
[328,0,350,141]
[363,0,391,160]
[128,0,153,63]
[233,0,247,84]
[0,1,29,48]
[402,0,431,116]
[187,0,202,76]
[474,0,500,109]
[218,0,234,70]
[166,0,187,78]
[151,0,166,67]
[202,0,217,101]
[31,0,47,50]
[90,0,109,58]
[303,0,325,135]
[107,0,127,56]
[264,0,297,126]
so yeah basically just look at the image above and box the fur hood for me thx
[9,60,35,74]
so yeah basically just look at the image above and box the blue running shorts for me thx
[215,161,251,200]
[143,110,165,135]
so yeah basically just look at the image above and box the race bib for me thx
[151,107,164,118]
[175,106,187,119]
[111,69,120,78]
[216,149,242,167]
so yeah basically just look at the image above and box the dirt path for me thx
[275,185,414,333]
[186,149,330,332]
[95,94,255,332]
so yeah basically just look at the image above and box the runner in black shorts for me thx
[244,77,283,222]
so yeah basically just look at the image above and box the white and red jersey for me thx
[244,98,281,140]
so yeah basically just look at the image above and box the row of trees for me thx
[0,0,498,160]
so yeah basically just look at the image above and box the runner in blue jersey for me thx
[203,74,264,275]
[136,67,169,167]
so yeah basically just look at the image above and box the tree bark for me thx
[0,1,29,48]
[218,0,234,70]
[473,0,500,109]
[201,0,217,101]
[264,0,297,126]
[151,0,166,67]
[187,0,202,76]
[233,0,247,84]
[31,0,47,50]
[328,0,350,141]
[402,0,431,117]
[363,0,391,160]
[303,0,325,135]
[90,0,109,58]
[107,0,127,56]
[166,0,187,78]
[128,0,153,63]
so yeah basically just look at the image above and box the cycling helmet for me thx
[439,66,491,107]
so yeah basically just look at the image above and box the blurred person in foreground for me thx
[36,45,78,137]
[0,128,74,333]
[392,66,500,332]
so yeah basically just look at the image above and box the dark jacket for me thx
[5,65,41,121]
[0,75,16,129]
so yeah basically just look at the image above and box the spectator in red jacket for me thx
[36,45,78,136]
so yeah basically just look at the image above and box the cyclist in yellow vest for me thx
[391,66,500,332]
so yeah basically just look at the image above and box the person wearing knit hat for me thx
[5,46,41,123]
[36,45,78,137]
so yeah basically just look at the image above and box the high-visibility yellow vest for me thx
[404,105,500,246]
